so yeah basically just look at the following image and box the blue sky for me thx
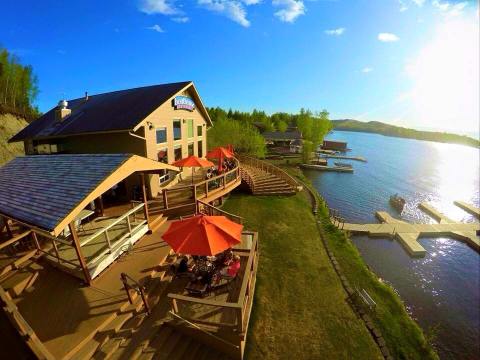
[1,0,478,135]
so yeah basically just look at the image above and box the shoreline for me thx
[331,127,480,149]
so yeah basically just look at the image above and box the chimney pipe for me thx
[55,99,71,122]
[84,91,89,101]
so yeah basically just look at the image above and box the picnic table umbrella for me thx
[172,155,214,184]
[206,146,234,173]
[161,214,243,256]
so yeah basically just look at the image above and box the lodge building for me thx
[9,81,211,198]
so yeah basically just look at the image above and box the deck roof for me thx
[0,154,177,235]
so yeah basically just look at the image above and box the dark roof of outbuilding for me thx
[262,130,303,141]
[10,81,192,142]
[0,154,131,232]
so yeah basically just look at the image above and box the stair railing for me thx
[120,272,151,314]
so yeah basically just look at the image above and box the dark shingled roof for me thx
[262,130,303,141]
[0,154,131,232]
[10,81,191,142]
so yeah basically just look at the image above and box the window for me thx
[156,127,167,144]
[157,149,168,164]
[188,143,194,156]
[197,125,203,137]
[173,120,182,141]
[187,119,194,138]
[198,141,203,158]
[174,146,182,161]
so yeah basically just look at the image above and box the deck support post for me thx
[31,232,40,251]
[69,222,92,286]
[95,196,104,217]
[140,173,151,233]
[162,189,169,210]
[2,216,13,239]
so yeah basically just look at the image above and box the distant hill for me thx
[0,113,27,165]
[331,119,480,148]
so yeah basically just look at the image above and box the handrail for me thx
[121,272,150,314]
[81,203,145,246]
[0,230,32,251]
[196,200,244,224]
[239,155,301,190]
[169,311,240,350]
[168,293,241,308]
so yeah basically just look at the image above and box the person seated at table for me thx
[215,248,233,266]
[219,255,241,278]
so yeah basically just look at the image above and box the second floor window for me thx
[197,125,203,137]
[173,120,182,140]
[156,127,167,144]
[187,119,194,138]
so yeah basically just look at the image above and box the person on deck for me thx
[220,254,241,278]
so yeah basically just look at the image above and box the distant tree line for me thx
[332,119,480,148]
[0,47,39,120]
[207,107,333,158]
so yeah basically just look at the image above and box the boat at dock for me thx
[389,194,406,212]
[300,163,354,173]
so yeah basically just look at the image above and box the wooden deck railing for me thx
[239,155,301,191]
[196,200,244,224]
[120,272,150,314]
[154,159,242,212]
[0,286,55,360]
[168,231,258,338]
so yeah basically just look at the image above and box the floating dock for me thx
[454,201,480,219]
[332,201,480,257]
[300,164,354,173]
[319,154,367,162]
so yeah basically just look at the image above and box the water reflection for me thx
[306,131,480,359]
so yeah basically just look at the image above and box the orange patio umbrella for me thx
[206,147,234,173]
[172,155,214,184]
[162,214,243,256]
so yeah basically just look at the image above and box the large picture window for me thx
[156,127,167,144]
[157,149,168,163]
[187,119,194,138]
[173,120,182,141]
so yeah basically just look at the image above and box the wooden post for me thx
[162,189,169,210]
[172,298,179,314]
[31,232,40,251]
[139,287,151,314]
[97,196,104,217]
[193,185,197,202]
[140,173,151,233]
[121,273,133,304]
[3,217,13,239]
[205,181,209,196]
[51,238,60,262]
[69,222,92,286]
[223,173,227,189]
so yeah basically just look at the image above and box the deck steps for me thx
[240,162,297,196]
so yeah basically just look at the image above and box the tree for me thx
[276,120,288,132]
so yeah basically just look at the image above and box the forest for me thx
[0,47,39,120]
[207,107,332,158]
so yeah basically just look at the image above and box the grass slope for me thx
[289,167,438,360]
[223,192,382,360]
[332,119,479,148]
[0,113,27,165]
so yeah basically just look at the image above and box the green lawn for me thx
[286,166,438,360]
[223,192,382,360]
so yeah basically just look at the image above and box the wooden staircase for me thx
[240,163,298,196]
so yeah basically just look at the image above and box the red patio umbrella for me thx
[172,155,214,184]
[162,214,243,256]
[206,147,234,173]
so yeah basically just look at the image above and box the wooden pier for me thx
[318,154,367,162]
[331,201,480,257]
[454,201,480,219]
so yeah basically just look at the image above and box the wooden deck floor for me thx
[11,220,172,360]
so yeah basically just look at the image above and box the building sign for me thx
[173,96,195,111]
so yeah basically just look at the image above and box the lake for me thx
[304,130,480,359]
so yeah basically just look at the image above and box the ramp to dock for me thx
[333,201,480,257]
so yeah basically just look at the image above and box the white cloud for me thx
[432,1,469,16]
[412,0,426,6]
[272,0,305,23]
[399,0,408,12]
[198,0,254,27]
[172,16,190,23]
[362,67,373,73]
[378,32,400,42]
[139,0,181,15]
[147,24,165,32]
[325,27,345,36]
